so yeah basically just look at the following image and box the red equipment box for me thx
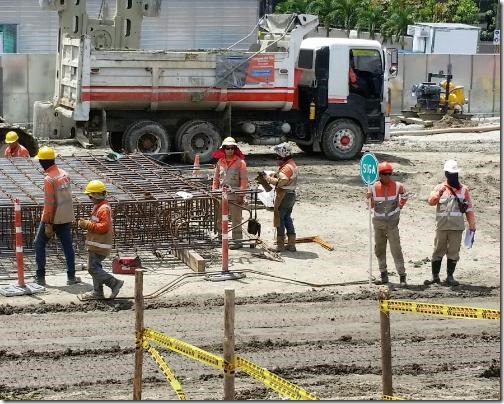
[112,256,142,275]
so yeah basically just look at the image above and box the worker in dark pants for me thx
[426,159,476,286]
[33,146,81,286]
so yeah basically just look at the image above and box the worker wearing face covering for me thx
[426,159,476,286]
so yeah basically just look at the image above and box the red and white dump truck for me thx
[34,0,397,162]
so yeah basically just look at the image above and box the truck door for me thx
[314,46,329,110]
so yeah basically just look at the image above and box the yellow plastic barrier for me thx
[143,340,186,400]
[380,300,500,320]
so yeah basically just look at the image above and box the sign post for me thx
[493,30,500,53]
[359,152,379,286]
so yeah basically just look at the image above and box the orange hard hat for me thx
[378,161,393,174]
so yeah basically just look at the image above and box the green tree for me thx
[451,0,480,24]
[381,0,415,48]
[356,0,385,39]
[306,0,340,36]
[332,0,360,36]
[274,0,310,13]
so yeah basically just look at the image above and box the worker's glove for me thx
[78,218,91,230]
[44,223,54,239]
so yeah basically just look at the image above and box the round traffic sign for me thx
[359,152,379,184]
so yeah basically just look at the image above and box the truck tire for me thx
[175,120,206,151]
[122,120,171,154]
[178,121,221,163]
[321,119,363,160]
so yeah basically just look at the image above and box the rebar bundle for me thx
[0,153,224,254]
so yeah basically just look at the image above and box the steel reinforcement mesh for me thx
[0,153,221,259]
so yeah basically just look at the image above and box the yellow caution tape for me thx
[143,328,318,400]
[382,394,405,400]
[143,328,228,372]
[380,300,500,320]
[143,340,186,400]
[236,356,319,400]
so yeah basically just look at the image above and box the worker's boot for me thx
[399,274,407,288]
[286,234,297,252]
[276,235,285,252]
[424,260,442,285]
[375,271,389,285]
[445,259,460,286]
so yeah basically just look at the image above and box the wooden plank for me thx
[399,116,433,127]
[172,248,207,273]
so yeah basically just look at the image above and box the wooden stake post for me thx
[133,269,145,400]
[223,288,236,400]
[379,289,393,397]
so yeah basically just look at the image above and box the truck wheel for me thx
[122,120,170,154]
[321,119,363,160]
[179,121,221,163]
[175,120,206,151]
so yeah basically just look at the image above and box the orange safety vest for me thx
[85,200,114,256]
[4,144,30,157]
[41,165,75,224]
[212,156,248,194]
[427,181,476,231]
[276,158,299,191]
[371,180,405,220]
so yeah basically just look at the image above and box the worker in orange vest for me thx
[212,137,249,249]
[33,146,80,286]
[366,161,407,287]
[78,180,124,300]
[425,159,476,286]
[260,142,299,252]
[4,131,30,157]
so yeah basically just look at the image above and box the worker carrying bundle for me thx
[259,142,299,252]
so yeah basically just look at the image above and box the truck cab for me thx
[294,38,387,159]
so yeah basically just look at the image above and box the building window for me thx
[0,24,17,53]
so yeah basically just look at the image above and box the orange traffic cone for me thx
[192,153,201,176]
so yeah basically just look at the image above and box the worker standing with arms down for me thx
[33,146,80,286]
[212,137,249,250]
[4,131,30,157]
[260,143,299,252]
[367,161,408,287]
[78,180,124,300]
[426,159,476,286]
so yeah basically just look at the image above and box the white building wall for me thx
[0,0,259,53]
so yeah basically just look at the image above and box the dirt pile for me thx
[433,114,476,129]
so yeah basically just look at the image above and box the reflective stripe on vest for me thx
[372,181,401,218]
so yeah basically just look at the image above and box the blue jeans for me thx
[277,192,296,236]
[34,222,76,279]
[88,251,116,293]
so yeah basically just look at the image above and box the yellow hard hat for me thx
[5,131,19,144]
[35,146,56,160]
[221,137,237,147]
[84,180,107,194]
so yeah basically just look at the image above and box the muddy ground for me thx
[0,127,500,400]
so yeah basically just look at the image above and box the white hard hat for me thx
[444,159,459,173]
[273,142,292,158]
[221,137,237,147]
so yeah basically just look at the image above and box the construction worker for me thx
[426,159,476,286]
[260,142,299,252]
[78,180,124,300]
[367,161,408,287]
[33,146,80,286]
[4,131,30,157]
[212,137,249,249]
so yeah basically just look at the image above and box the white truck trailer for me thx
[34,0,397,162]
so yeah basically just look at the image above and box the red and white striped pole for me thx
[221,186,229,273]
[14,198,25,288]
